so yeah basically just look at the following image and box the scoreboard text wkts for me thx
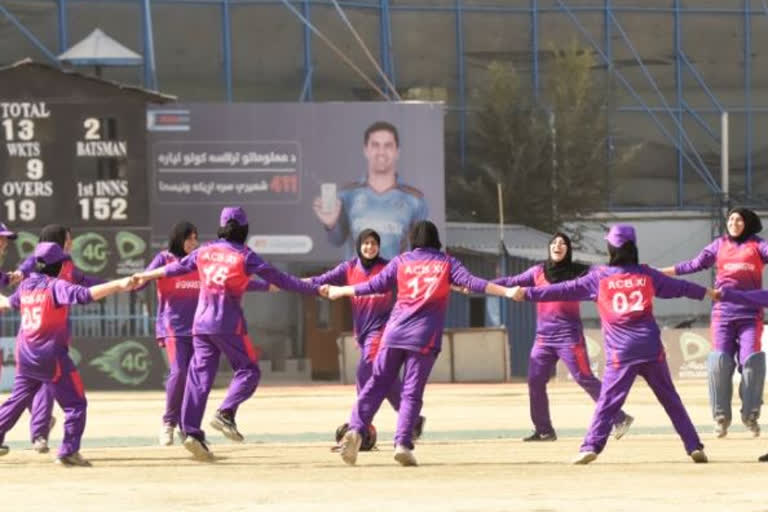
[0,100,148,227]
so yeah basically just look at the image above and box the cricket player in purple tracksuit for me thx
[0,242,132,466]
[661,208,768,438]
[131,207,321,461]
[138,221,273,446]
[308,229,424,450]
[493,232,633,442]
[512,225,712,465]
[16,224,105,454]
[327,221,518,466]
[716,287,768,461]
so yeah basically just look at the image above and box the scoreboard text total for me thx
[1,101,146,227]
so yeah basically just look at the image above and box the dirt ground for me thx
[2,380,768,511]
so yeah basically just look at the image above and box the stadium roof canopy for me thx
[57,28,142,67]
[446,222,605,264]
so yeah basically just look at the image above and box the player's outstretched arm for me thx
[130,267,168,288]
[525,272,597,303]
[327,285,355,300]
[483,282,516,298]
[491,265,539,288]
[669,241,718,276]
[719,287,768,307]
[90,277,135,301]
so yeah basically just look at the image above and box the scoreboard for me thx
[0,100,149,227]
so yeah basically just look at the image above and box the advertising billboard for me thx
[148,102,445,262]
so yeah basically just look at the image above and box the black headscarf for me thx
[356,229,381,269]
[217,221,249,245]
[608,241,639,266]
[39,224,69,248]
[410,220,442,251]
[168,221,198,258]
[727,208,762,244]
[543,232,590,283]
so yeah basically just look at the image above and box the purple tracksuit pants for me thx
[581,356,702,455]
[358,332,401,411]
[27,384,55,442]
[711,313,762,362]
[180,334,261,439]
[528,339,627,435]
[161,336,194,427]
[0,362,86,457]
[349,346,436,450]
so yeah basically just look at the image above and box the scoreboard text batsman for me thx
[0,101,149,227]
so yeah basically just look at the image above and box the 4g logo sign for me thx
[72,231,146,273]
[10,229,148,276]
[89,340,152,386]
[72,232,109,272]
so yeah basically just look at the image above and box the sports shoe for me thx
[522,431,557,442]
[210,410,244,443]
[55,452,92,467]
[394,444,418,467]
[572,451,598,465]
[159,424,175,446]
[744,413,761,438]
[758,452,768,462]
[413,415,426,441]
[32,416,56,453]
[0,445,9,456]
[339,429,362,466]
[689,449,708,463]
[32,437,49,454]
[714,415,730,438]
[613,414,634,440]
[183,435,214,462]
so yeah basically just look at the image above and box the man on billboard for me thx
[312,121,429,260]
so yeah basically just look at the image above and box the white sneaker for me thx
[32,437,49,454]
[394,444,418,467]
[572,451,598,465]
[690,449,708,463]
[159,424,175,446]
[612,414,634,440]
[183,436,214,462]
[714,415,729,438]
[339,430,362,466]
